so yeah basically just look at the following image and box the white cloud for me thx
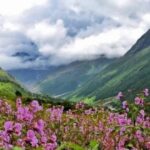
[0,0,47,16]
[26,20,67,56]
[0,0,150,69]
[50,26,145,65]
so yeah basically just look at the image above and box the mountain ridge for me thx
[68,29,150,100]
[8,29,150,101]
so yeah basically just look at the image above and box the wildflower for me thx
[47,106,63,121]
[116,92,124,100]
[50,134,57,143]
[26,130,38,147]
[41,135,47,144]
[30,100,43,113]
[98,121,104,131]
[120,127,126,135]
[0,130,10,143]
[75,102,85,109]
[140,110,145,118]
[33,119,45,135]
[14,123,22,136]
[4,121,13,132]
[45,143,57,150]
[17,139,25,147]
[85,109,93,115]
[117,115,131,126]
[122,101,128,109]
[134,97,144,106]
[143,88,149,96]
[16,98,22,108]
[5,104,12,114]
[16,107,33,122]
[135,130,144,142]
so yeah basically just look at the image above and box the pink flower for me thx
[14,123,22,136]
[47,106,63,121]
[75,102,85,109]
[135,97,144,106]
[16,98,22,108]
[45,143,57,150]
[120,127,126,136]
[116,138,127,150]
[26,130,38,147]
[98,121,104,131]
[116,92,124,100]
[143,88,149,96]
[16,139,25,147]
[4,121,13,132]
[145,141,150,149]
[41,135,47,144]
[50,134,57,143]
[16,106,33,122]
[5,104,12,114]
[33,119,45,135]
[0,130,10,143]
[122,101,128,109]
[30,100,43,113]
[140,110,145,118]
[85,109,93,115]
[117,115,131,126]
[135,130,144,142]
[136,116,143,124]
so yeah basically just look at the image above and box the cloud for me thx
[49,26,145,65]
[0,0,47,16]
[0,0,150,69]
[26,20,67,56]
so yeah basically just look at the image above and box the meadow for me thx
[0,89,149,150]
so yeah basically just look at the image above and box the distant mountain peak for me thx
[126,29,150,56]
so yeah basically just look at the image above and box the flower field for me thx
[0,89,149,150]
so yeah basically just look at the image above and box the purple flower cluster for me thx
[47,106,64,122]
[0,88,149,150]
[0,99,57,150]
[135,97,144,106]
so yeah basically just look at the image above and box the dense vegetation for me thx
[69,46,150,100]
[38,57,115,97]
[0,68,29,100]
[0,89,149,150]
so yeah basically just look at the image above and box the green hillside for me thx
[38,29,150,101]
[37,57,115,97]
[69,46,150,100]
[0,68,29,99]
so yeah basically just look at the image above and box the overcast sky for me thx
[0,0,150,70]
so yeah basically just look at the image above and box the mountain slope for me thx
[126,29,150,55]
[0,68,29,99]
[37,57,115,97]
[69,29,150,100]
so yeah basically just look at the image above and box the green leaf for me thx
[13,147,22,150]
[89,140,99,150]
[57,142,84,150]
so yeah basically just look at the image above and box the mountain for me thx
[0,68,29,99]
[8,68,52,92]
[68,29,150,100]
[37,57,115,97]
[9,57,115,97]
[9,29,150,101]
[126,29,150,55]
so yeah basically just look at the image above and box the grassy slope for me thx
[0,68,29,100]
[38,58,115,97]
[69,47,150,100]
